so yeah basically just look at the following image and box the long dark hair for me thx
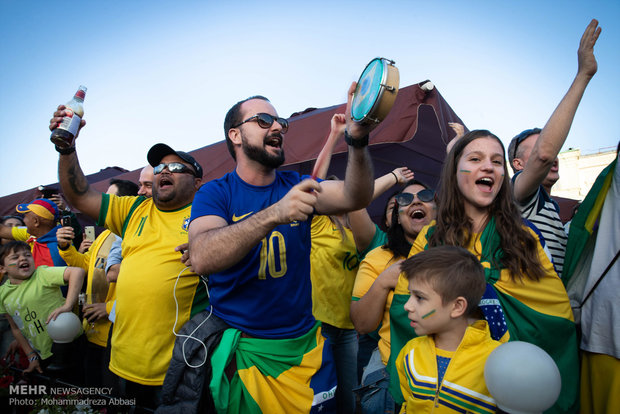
[384,179,433,259]
[428,130,546,281]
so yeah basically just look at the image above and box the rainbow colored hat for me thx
[16,198,60,221]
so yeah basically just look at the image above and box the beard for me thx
[241,133,285,169]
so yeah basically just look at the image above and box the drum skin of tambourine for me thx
[351,58,400,124]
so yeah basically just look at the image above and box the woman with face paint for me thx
[388,130,579,414]
[351,179,436,414]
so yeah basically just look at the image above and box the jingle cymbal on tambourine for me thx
[351,57,400,124]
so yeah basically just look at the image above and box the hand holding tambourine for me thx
[312,58,400,177]
[344,57,400,143]
[351,57,400,125]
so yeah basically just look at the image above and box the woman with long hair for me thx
[388,130,579,413]
[351,179,436,414]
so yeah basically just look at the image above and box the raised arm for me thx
[446,122,466,154]
[348,167,412,252]
[0,224,14,240]
[373,167,413,200]
[313,113,346,179]
[47,266,85,323]
[513,19,601,201]
[189,179,321,275]
[315,83,377,214]
[49,105,102,220]
[56,225,90,269]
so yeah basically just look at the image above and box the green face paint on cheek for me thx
[459,170,471,173]
[422,309,436,319]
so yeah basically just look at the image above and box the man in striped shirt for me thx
[508,19,601,279]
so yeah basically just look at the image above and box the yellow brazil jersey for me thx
[98,194,208,386]
[352,245,398,364]
[310,215,359,329]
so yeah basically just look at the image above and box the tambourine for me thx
[351,57,400,124]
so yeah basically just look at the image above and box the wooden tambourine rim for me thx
[352,58,400,124]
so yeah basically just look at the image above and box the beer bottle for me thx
[50,85,87,149]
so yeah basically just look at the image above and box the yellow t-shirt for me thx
[58,229,117,347]
[98,194,208,386]
[352,245,397,364]
[310,215,359,329]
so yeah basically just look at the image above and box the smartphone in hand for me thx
[84,226,96,242]
[61,213,72,227]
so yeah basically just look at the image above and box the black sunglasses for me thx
[153,162,197,177]
[232,113,289,133]
[395,189,435,206]
[511,128,541,160]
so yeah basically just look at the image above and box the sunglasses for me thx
[232,113,289,133]
[153,162,197,177]
[511,128,541,160]
[395,189,435,206]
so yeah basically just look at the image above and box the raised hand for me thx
[577,19,601,80]
[393,167,414,185]
[345,82,377,140]
[56,226,76,249]
[49,105,86,139]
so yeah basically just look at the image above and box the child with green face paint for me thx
[396,246,501,413]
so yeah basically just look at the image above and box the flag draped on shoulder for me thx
[387,219,579,413]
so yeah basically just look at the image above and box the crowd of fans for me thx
[0,18,618,414]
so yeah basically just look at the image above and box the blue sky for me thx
[1,0,618,197]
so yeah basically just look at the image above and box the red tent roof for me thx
[2,81,575,225]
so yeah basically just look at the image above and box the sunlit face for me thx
[456,137,505,216]
[138,166,154,197]
[152,154,199,210]
[512,134,559,188]
[236,99,285,168]
[404,278,454,337]
[397,184,436,241]
[0,247,34,284]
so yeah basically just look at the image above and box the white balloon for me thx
[46,312,82,343]
[484,341,561,414]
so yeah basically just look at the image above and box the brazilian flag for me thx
[563,158,616,286]
[210,321,337,413]
[387,219,579,413]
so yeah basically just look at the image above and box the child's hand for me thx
[4,339,19,360]
[24,357,42,374]
[46,305,72,324]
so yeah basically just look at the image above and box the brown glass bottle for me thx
[50,85,87,149]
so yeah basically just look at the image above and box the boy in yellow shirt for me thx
[396,246,500,413]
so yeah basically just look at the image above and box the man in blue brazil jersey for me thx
[183,84,378,413]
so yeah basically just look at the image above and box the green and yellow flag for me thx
[563,158,616,286]
[210,321,337,413]
[387,219,579,413]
